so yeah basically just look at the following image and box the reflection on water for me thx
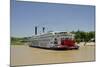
[11,45,95,66]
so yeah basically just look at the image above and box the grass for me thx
[11,41,26,45]
[11,37,28,45]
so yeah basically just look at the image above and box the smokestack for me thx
[43,27,45,33]
[35,26,37,35]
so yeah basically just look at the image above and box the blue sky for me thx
[11,0,95,37]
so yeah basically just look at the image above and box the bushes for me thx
[72,30,95,45]
[11,37,29,45]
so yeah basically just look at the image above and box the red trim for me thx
[61,39,75,47]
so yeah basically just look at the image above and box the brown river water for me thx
[11,45,95,66]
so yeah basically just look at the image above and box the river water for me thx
[11,45,95,66]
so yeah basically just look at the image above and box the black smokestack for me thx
[43,27,45,33]
[35,26,37,35]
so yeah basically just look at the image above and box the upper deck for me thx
[31,32,75,40]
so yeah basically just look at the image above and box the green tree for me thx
[73,30,95,46]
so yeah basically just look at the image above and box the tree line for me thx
[71,30,95,45]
